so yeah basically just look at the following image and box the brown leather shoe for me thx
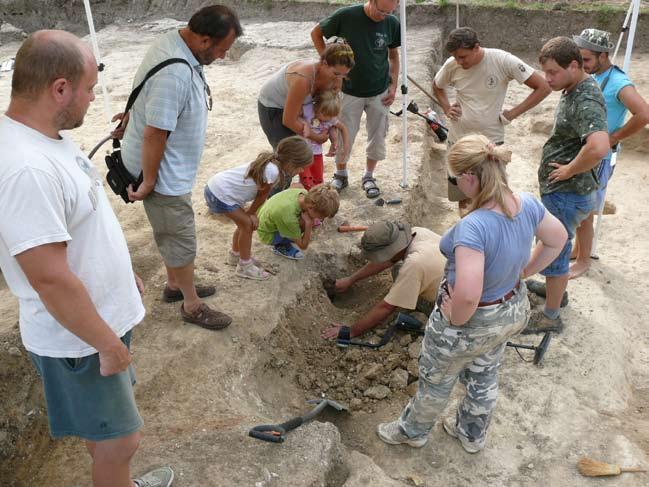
[162,284,216,303]
[180,303,232,330]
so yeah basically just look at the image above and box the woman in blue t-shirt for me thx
[377,134,567,453]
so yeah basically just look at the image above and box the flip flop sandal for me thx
[331,173,348,192]
[361,176,381,199]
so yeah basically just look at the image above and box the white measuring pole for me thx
[592,0,640,257]
[83,0,112,125]
[399,0,409,188]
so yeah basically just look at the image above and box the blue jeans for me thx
[541,191,597,277]
[595,156,614,211]
[272,232,293,247]
[204,185,241,213]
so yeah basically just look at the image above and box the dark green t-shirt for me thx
[319,5,400,98]
[538,76,607,195]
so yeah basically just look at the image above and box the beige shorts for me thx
[143,192,196,268]
[336,90,390,164]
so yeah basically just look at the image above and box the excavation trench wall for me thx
[2,1,649,55]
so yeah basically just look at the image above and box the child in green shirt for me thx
[257,184,340,259]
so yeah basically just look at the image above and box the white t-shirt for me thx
[0,116,145,358]
[434,48,533,143]
[207,161,280,207]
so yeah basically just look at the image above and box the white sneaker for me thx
[442,417,483,453]
[134,466,174,487]
[236,261,271,280]
[376,421,427,448]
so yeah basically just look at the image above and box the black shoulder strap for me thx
[113,58,193,149]
[124,58,193,114]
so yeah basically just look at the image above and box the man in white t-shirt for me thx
[0,31,172,487]
[433,28,551,201]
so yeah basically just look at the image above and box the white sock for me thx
[335,169,348,177]
[363,170,374,179]
[239,258,251,265]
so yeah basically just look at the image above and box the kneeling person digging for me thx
[322,221,445,341]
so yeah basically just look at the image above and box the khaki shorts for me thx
[143,192,196,268]
[336,90,390,164]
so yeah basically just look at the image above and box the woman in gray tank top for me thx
[258,42,355,149]
[377,134,567,454]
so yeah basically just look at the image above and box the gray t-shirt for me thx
[440,192,545,302]
[121,30,209,196]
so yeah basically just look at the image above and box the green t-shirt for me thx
[319,5,400,98]
[538,77,608,195]
[257,188,306,244]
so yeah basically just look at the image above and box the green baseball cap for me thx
[361,221,413,263]
[573,28,614,53]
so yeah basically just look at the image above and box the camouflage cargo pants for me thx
[398,281,530,449]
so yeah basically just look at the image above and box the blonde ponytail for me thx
[447,134,515,218]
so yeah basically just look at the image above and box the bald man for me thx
[0,31,172,487]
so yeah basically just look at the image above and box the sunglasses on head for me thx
[447,171,474,186]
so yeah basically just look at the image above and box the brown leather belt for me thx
[478,281,519,307]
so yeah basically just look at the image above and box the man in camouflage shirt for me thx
[524,37,609,334]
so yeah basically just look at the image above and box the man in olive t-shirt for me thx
[311,0,400,199]
[524,37,609,336]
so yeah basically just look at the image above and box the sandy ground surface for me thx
[1,17,649,487]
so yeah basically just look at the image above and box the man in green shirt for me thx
[311,0,400,199]
[524,37,609,335]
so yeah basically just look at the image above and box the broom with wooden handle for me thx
[577,457,647,477]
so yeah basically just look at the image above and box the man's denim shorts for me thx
[541,191,597,277]
[28,330,143,441]
[204,185,241,213]
[595,156,614,211]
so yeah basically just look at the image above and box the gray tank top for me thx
[258,62,315,108]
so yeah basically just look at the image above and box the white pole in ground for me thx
[399,0,409,188]
[456,2,460,29]
[612,1,633,62]
[83,0,112,126]
[592,0,640,257]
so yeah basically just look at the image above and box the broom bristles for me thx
[578,457,621,477]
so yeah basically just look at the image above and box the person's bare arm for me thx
[433,81,461,120]
[322,300,396,340]
[502,71,551,122]
[548,131,610,183]
[15,243,131,376]
[333,120,351,163]
[609,85,649,147]
[294,212,314,250]
[521,212,567,279]
[310,24,327,55]
[381,48,400,106]
[283,76,329,144]
[127,125,167,201]
[335,260,394,294]
[443,247,484,326]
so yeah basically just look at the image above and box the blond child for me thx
[300,90,349,191]
[205,136,313,279]
[257,184,340,260]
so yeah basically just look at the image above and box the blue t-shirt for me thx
[593,66,633,135]
[439,193,545,302]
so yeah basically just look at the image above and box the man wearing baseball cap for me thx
[321,221,445,341]
[569,28,649,278]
